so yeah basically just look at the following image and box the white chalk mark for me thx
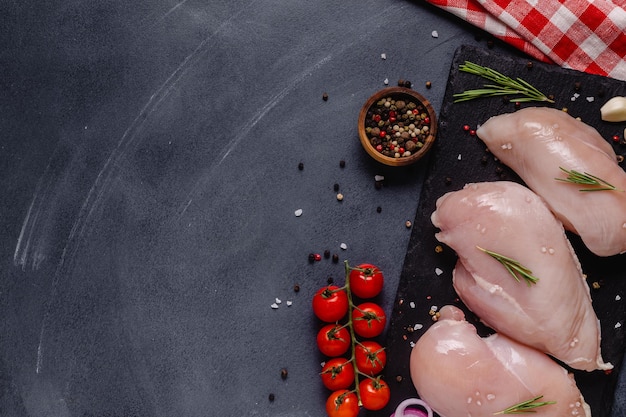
[218,54,332,165]
[176,54,332,219]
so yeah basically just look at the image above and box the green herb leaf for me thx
[453,61,554,103]
[494,395,556,414]
[555,167,622,192]
[477,246,539,287]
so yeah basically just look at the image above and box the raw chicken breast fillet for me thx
[431,181,611,371]
[410,305,591,417]
[476,106,626,256]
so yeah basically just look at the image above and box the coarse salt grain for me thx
[409,301,416,308]
[457,154,462,160]
[375,175,385,181]
[431,30,439,38]
[414,324,423,330]
[410,341,416,347]
[616,322,622,329]
[435,267,443,276]
[384,78,389,85]
[431,306,438,312]
[381,53,386,60]
[340,243,348,250]
[271,303,279,309]
[586,97,594,102]
[294,209,303,217]
[286,301,293,307]
[616,295,622,301]
[275,298,282,304]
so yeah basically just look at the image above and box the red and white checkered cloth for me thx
[426,0,626,80]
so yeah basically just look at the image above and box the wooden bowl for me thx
[358,87,437,166]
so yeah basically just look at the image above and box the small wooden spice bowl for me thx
[358,87,437,167]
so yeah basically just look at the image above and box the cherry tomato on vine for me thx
[320,358,355,391]
[359,377,391,411]
[325,390,359,417]
[317,324,351,357]
[312,285,349,322]
[355,340,386,376]
[349,264,384,299]
[352,302,387,338]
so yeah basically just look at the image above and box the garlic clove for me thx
[600,96,626,122]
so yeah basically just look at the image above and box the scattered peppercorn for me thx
[403,80,412,88]
[396,375,403,383]
[298,162,304,170]
[425,81,432,89]
[397,79,405,87]
[280,368,288,380]
[526,61,533,69]
[481,155,489,165]
[327,276,334,284]
[293,284,300,293]
[333,183,339,192]
[574,82,581,91]
[324,249,331,259]
[339,160,346,168]
[322,92,329,101]
[375,181,382,190]
[444,177,452,186]
[376,206,382,213]
[332,254,339,263]
[269,393,275,402]
[514,101,521,109]
[308,253,316,263]
[435,245,443,253]
[405,220,412,228]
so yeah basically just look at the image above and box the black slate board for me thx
[369,45,626,417]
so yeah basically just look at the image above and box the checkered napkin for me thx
[426,0,626,81]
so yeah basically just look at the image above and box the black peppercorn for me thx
[333,183,339,192]
[574,82,581,91]
[327,276,334,284]
[376,206,382,213]
[425,81,432,89]
[322,92,328,101]
[269,393,275,402]
[403,80,412,88]
[280,368,288,380]
[526,61,533,69]
[293,284,300,292]
[397,78,405,86]
[445,177,452,185]
[298,162,304,171]
[324,249,331,259]
[308,253,315,263]
[332,254,339,263]
[339,160,346,168]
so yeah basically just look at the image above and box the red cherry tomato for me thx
[359,377,391,411]
[349,264,384,299]
[352,302,387,338]
[317,324,351,357]
[312,285,349,322]
[325,390,359,417]
[320,358,355,391]
[355,341,386,376]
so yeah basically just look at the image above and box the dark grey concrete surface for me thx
[1,1,622,417]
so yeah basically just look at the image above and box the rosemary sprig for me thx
[477,246,539,287]
[555,167,622,192]
[494,395,556,414]
[453,61,554,103]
